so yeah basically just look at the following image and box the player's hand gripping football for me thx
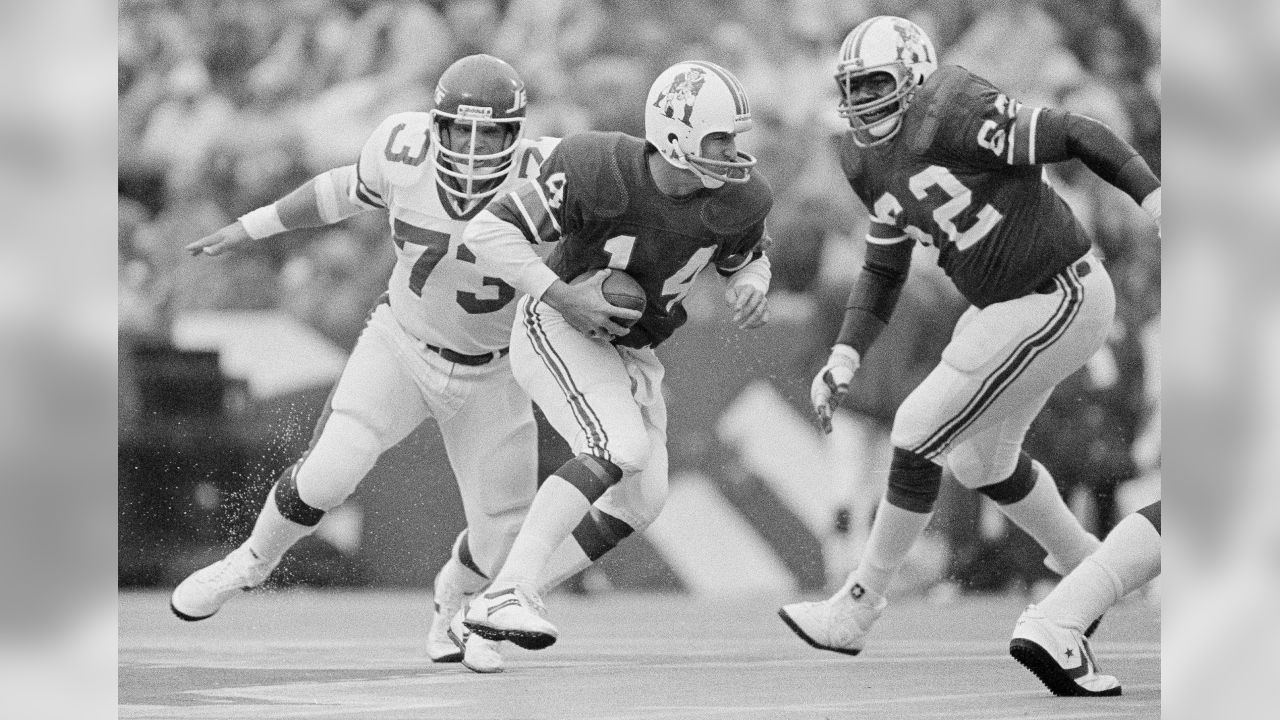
[810,344,861,434]
[185,222,254,257]
[545,269,643,340]
[724,283,769,329]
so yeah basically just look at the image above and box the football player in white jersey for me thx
[170,54,560,673]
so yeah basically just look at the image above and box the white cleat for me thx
[170,545,277,621]
[448,605,504,673]
[464,585,558,650]
[426,566,479,663]
[1009,604,1122,697]
[777,581,887,656]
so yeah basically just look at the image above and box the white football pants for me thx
[509,295,670,532]
[293,302,537,575]
[891,253,1116,486]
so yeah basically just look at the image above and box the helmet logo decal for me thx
[892,19,932,69]
[652,67,707,126]
[507,86,527,113]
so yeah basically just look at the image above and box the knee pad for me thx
[974,452,1038,505]
[273,463,325,527]
[293,413,384,511]
[572,508,636,561]
[885,447,943,513]
[555,454,624,504]
[1137,500,1161,535]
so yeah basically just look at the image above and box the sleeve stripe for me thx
[355,182,385,208]
[1008,105,1042,166]
[866,233,910,245]
[1028,107,1042,165]
[530,181,562,234]
[1006,110,1017,165]
[353,157,386,207]
[510,193,543,244]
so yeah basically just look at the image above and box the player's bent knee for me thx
[602,435,652,477]
[888,398,940,452]
[973,452,1038,504]
[272,464,325,527]
[885,447,943,513]
[555,454,624,504]
[294,414,384,511]
[947,443,1013,490]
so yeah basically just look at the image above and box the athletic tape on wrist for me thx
[238,204,287,240]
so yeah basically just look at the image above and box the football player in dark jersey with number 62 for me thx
[777,16,1161,689]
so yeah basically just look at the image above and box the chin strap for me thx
[666,139,725,189]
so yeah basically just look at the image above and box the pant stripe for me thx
[521,298,612,462]
[911,267,1085,459]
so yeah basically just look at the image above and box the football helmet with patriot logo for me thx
[835,16,938,147]
[645,60,757,189]
[429,54,527,207]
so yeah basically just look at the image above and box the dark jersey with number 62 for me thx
[485,131,773,348]
[841,65,1092,308]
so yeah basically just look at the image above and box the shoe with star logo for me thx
[1010,604,1121,696]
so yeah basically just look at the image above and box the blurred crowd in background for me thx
[118,0,1162,593]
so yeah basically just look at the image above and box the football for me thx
[576,269,646,327]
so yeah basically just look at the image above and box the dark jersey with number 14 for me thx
[485,131,773,348]
[841,64,1092,308]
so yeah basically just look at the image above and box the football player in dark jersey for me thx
[778,16,1161,659]
[457,60,773,656]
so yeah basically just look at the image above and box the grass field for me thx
[119,588,1159,719]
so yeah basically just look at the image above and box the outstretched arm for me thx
[185,165,370,256]
[1034,110,1161,224]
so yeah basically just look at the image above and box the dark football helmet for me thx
[429,54,527,206]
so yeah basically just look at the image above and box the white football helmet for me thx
[835,16,938,147]
[645,60,756,188]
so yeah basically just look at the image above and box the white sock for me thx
[537,535,594,595]
[997,462,1100,572]
[243,493,315,564]
[493,476,591,590]
[851,497,933,597]
[1038,510,1162,631]
[434,555,487,598]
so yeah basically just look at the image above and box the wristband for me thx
[238,204,287,240]
[830,343,861,372]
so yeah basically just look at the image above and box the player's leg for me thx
[947,395,1100,577]
[171,305,429,621]
[538,359,670,593]
[1009,501,1160,696]
[778,442,935,655]
[466,298,651,649]
[780,256,1114,654]
[432,360,539,667]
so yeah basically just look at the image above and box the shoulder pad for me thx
[911,65,991,153]
[702,171,773,235]
[369,111,434,185]
[554,131,632,218]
